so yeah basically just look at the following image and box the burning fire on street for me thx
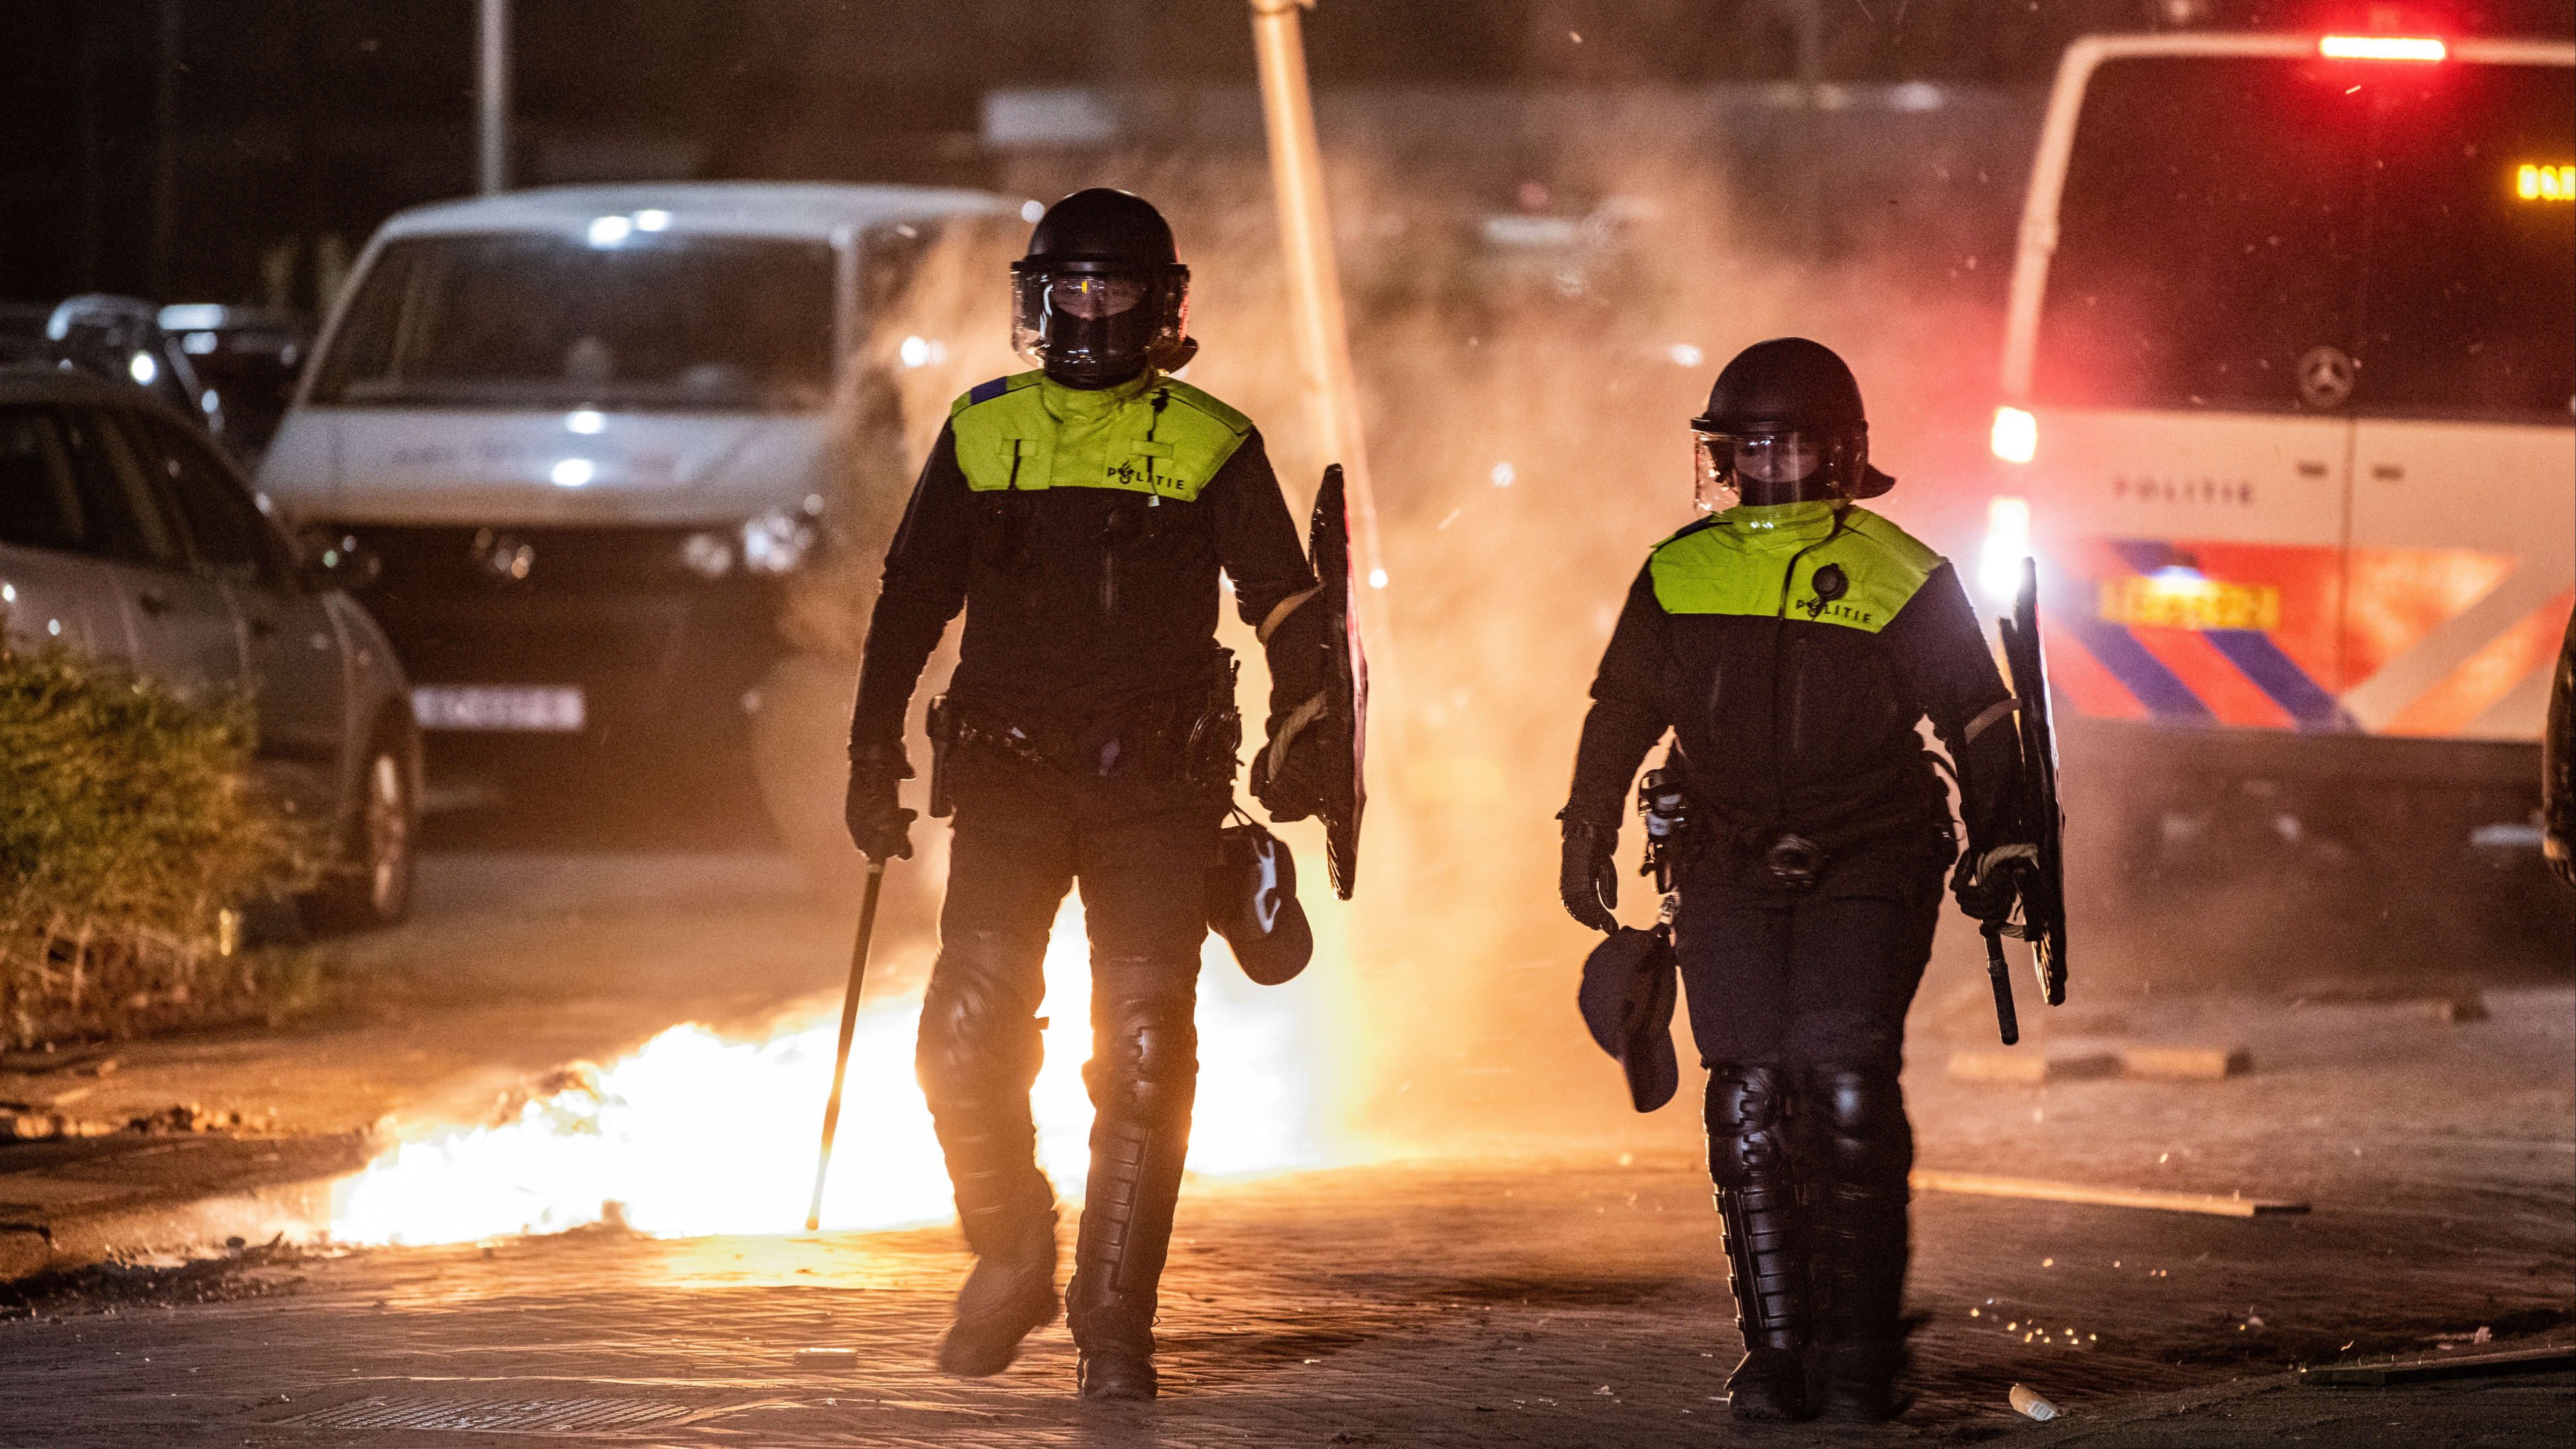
[328,896,1334,1246]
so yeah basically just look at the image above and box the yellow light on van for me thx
[2518,164,2575,201]
[1990,406,2037,464]
[2318,35,2445,61]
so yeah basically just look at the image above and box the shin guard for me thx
[1705,1065,1811,1352]
[1067,979,1197,1366]
[1803,1062,1913,1419]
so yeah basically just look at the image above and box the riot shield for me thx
[1307,465,1368,898]
[1996,555,2068,1006]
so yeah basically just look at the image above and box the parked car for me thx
[0,364,419,927]
[158,304,314,465]
[40,295,227,448]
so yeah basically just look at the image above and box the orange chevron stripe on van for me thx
[2385,586,2576,737]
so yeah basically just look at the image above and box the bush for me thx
[0,645,320,1046]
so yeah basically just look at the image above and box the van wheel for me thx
[308,719,418,931]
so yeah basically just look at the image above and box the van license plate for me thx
[412,686,586,733]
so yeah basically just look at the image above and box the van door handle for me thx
[136,590,172,616]
[2371,464,2404,480]
[2296,461,2328,478]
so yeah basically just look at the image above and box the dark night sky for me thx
[3,0,2569,305]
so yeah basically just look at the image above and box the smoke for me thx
[780,113,2026,1154]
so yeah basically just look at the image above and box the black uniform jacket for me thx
[849,421,1317,755]
[1566,503,2026,858]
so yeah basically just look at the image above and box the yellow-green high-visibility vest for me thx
[948,370,1252,502]
[1647,502,1943,634]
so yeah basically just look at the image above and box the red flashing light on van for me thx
[2318,35,2447,61]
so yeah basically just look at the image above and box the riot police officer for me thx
[845,189,1341,1399]
[1558,338,2033,1421]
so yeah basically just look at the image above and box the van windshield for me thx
[2035,55,2573,424]
[309,233,835,412]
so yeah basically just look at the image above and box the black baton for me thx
[805,858,887,1232]
[1982,920,2021,1046]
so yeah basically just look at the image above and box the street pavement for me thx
[3,1144,2570,1447]
[1,849,2569,1445]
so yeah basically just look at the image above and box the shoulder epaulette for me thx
[953,372,1039,417]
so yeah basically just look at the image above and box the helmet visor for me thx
[1051,274,1146,320]
[1693,430,1827,511]
[1011,264,1189,380]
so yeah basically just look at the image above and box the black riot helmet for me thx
[1688,337,1894,509]
[1010,189,1195,387]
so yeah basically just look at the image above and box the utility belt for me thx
[926,659,1241,815]
[1637,761,1947,893]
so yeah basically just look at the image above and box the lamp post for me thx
[477,0,511,194]
[1247,0,1387,607]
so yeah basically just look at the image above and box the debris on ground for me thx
[2010,1382,2060,1419]
[0,1101,260,1142]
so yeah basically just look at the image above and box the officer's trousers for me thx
[1672,825,1949,1069]
[1674,824,1951,1355]
[914,744,1222,1356]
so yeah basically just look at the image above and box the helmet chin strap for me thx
[1044,360,1149,390]
[1735,475,1832,507]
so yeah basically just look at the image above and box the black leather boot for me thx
[1067,989,1195,1401]
[1707,1064,1815,1423]
[918,948,1058,1379]
[926,1092,1059,1377]
[1803,1063,1914,1422]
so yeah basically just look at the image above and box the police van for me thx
[1984,30,2575,881]
[258,183,1007,798]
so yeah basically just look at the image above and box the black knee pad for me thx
[1704,1063,1795,1189]
[1084,975,1197,1122]
[916,931,1046,1106]
[1801,1064,1912,1183]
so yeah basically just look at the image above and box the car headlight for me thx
[740,506,815,575]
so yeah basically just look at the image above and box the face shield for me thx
[1693,429,1829,511]
[1009,262,1192,385]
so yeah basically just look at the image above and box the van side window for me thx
[56,409,185,570]
[125,413,285,588]
[0,407,86,553]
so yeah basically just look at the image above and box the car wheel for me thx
[309,722,417,931]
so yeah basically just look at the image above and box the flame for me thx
[330,896,1332,1245]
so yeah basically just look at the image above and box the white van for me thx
[1985,32,2574,861]
[259,183,1006,787]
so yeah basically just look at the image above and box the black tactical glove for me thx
[1951,843,2036,923]
[1558,818,1619,934]
[844,743,917,863]
[1251,723,1333,822]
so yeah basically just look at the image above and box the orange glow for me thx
[330,896,1333,1246]
[2318,35,2447,61]
[2518,164,2575,201]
